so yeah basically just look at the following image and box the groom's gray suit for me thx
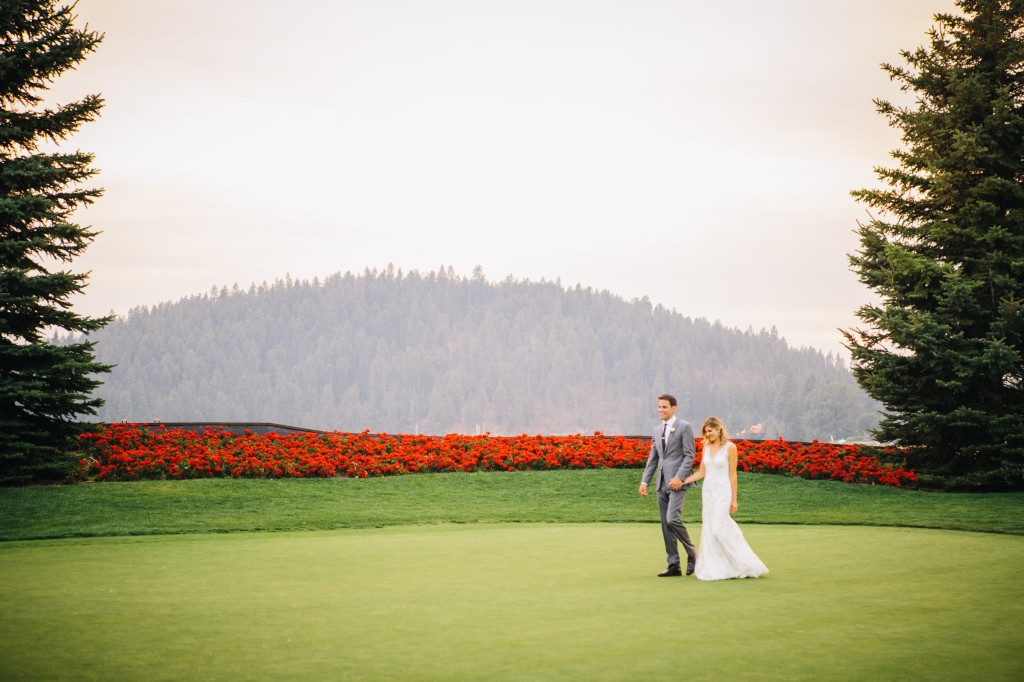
[641,415,697,568]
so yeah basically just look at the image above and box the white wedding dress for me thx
[694,442,769,580]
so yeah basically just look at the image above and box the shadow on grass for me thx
[2,469,1023,542]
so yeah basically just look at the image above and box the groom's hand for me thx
[669,477,683,490]
[639,483,648,497]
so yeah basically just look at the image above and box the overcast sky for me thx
[49,0,959,357]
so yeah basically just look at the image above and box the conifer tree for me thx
[844,0,1024,483]
[1,1,111,483]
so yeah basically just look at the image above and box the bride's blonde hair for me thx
[701,416,729,446]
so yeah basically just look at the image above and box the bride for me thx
[682,416,768,580]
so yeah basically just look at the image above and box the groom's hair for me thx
[658,393,677,407]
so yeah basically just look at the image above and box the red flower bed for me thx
[74,424,917,487]
[722,438,917,487]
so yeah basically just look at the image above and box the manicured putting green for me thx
[2,523,1022,681]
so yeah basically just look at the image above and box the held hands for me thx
[639,479,685,494]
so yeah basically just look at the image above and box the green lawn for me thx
[2,471,1023,680]
[2,469,1023,541]
[2,523,1022,681]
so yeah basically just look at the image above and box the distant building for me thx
[738,423,765,439]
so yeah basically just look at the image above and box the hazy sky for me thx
[49,0,959,357]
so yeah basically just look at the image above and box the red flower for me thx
[74,425,915,487]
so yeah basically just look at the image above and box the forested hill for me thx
[75,266,880,439]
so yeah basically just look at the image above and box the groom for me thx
[639,393,697,577]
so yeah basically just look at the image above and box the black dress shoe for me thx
[658,564,682,577]
[686,558,696,576]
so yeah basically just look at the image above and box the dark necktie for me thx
[662,423,667,448]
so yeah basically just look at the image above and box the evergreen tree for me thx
[1,2,111,483]
[844,0,1024,481]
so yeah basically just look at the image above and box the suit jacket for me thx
[641,416,697,491]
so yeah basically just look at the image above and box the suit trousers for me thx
[657,484,695,566]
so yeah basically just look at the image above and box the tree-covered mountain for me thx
[71,266,880,439]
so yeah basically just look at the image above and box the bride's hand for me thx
[729,501,738,514]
